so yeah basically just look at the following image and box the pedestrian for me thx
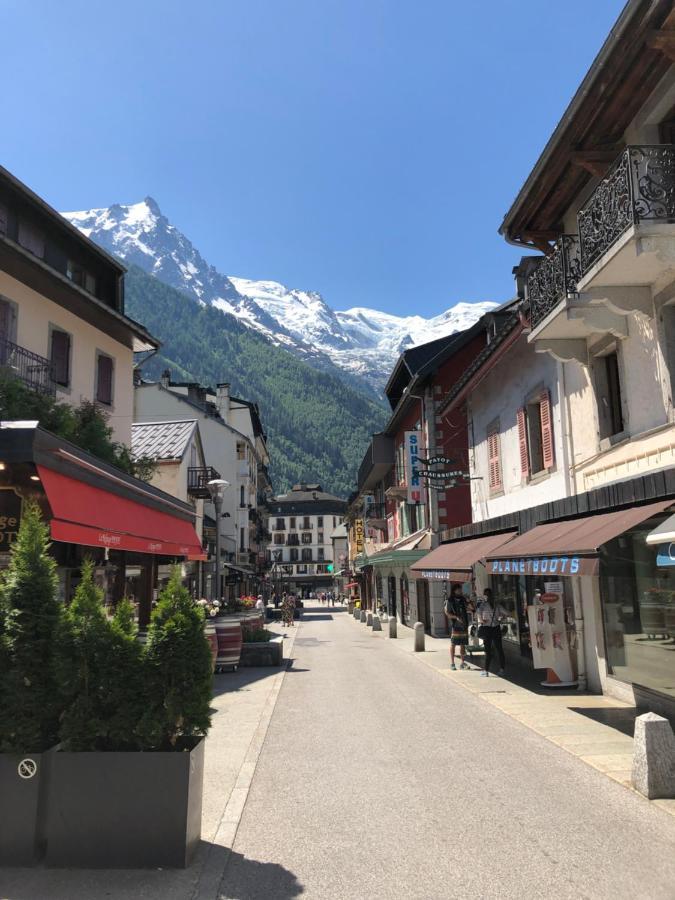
[476,587,508,677]
[445,585,472,671]
[282,592,295,627]
[255,594,264,611]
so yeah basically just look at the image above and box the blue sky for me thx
[1,0,624,316]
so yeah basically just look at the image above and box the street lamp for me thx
[207,478,230,602]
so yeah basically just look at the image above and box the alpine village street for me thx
[3,3,675,899]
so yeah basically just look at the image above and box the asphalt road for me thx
[219,605,675,900]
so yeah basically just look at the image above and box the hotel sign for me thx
[488,556,598,577]
[354,518,365,554]
[404,431,424,504]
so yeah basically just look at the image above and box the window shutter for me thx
[539,389,554,469]
[51,331,70,386]
[517,407,529,478]
[487,429,502,491]
[96,354,113,404]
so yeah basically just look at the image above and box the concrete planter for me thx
[240,635,284,667]
[0,749,53,865]
[45,739,204,868]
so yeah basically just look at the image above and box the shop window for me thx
[95,352,114,405]
[487,423,502,492]
[50,328,71,388]
[517,389,554,479]
[18,220,44,258]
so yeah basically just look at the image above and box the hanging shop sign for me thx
[656,543,675,567]
[488,556,598,576]
[404,431,424,504]
[414,456,470,489]
[0,488,22,549]
[354,518,365,554]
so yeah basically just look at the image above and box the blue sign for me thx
[488,556,589,576]
[656,543,675,567]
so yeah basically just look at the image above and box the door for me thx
[388,575,397,619]
[417,579,431,634]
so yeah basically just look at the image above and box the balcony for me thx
[527,235,581,330]
[187,466,221,498]
[358,434,395,492]
[0,339,55,396]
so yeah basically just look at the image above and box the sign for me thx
[488,556,598,577]
[404,431,424,504]
[0,488,22,548]
[354,519,365,554]
[656,542,675,567]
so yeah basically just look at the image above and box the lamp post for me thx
[207,478,230,602]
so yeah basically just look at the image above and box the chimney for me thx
[161,369,171,388]
[216,383,231,421]
[187,383,207,407]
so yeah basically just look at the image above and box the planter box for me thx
[45,738,204,868]
[240,635,284,667]
[0,749,53,865]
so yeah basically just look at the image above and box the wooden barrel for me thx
[215,620,242,672]
[204,620,218,671]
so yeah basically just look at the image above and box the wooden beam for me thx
[521,230,558,254]
[646,30,675,62]
[570,149,620,178]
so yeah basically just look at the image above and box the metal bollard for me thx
[353,608,360,620]
[372,615,382,632]
[360,608,367,622]
[413,622,425,652]
[388,616,397,638]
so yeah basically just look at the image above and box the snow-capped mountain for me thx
[63,198,497,393]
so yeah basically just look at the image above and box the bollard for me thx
[372,615,382,632]
[353,608,360,620]
[366,612,373,627]
[360,608,367,623]
[388,616,397,639]
[632,712,675,799]
[413,622,425,652]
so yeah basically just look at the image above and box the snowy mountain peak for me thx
[62,200,498,393]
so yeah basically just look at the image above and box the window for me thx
[318,532,324,544]
[303,517,311,529]
[95,353,114,405]
[317,516,323,527]
[594,350,624,439]
[0,202,7,235]
[67,260,97,295]
[289,547,299,562]
[317,548,324,562]
[296,564,307,574]
[50,328,71,387]
[275,518,285,530]
[487,424,502,492]
[272,549,282,562]
[18,221,44,258]
[237,442,246,460]
[301,548,312,561]
[287,534,299,546]
[240,527,245,551]
[0,297,17,344]
[517,389,554,478]
[290,517,296,529]
[333,517,337,527]
[273,533,285,545]
[301,533,312,544]
[240,485,245,507]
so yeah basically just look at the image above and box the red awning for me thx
[38,466,206,559]
[411,531,517,580]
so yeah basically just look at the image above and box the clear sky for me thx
[1,0,624,316]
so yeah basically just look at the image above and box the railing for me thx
[187,466,221,498]
[527,235,581,329]
[578,145,675,275]
[0,338,55,395]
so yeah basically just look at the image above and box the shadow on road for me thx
[218,847,304,899]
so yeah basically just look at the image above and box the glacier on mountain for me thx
[62,198,497,393]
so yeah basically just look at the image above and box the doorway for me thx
[387,575,397,619]
[417,579,431,634]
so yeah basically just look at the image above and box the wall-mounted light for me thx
[29,475,40,482]
[0,462,6,471]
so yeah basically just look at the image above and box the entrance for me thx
[417,579,431,634]
[387,575,397,620]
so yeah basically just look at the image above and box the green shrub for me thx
[242,626,273,643]
[139,568,213,750]
[0,502,63,752]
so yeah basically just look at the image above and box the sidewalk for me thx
[0,622,299,900]
[356,613,675,819]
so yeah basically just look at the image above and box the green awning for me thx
[367,549,428,568]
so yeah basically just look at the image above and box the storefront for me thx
[367,530,431,626]
[0,424,205,626]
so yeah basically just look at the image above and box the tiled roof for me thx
[131,420,197,461]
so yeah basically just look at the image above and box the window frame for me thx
[95,350,114,406]
[486,419,503,494]
[49,325,72,390]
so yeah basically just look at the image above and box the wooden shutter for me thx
[96,354,113,404]
[487,429,502,491]
[51,330,70,386]
[517,407,529,478]
[539,389,554,469]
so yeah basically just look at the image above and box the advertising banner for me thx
[404,431,424,504]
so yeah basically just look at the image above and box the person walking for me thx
[476,587,508,677]
[445,585,471,670]
[282,592,295,627]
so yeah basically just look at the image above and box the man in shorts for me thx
[445,585,471,670]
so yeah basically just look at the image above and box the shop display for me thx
[526,584,577,686]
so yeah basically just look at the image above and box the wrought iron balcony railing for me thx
[527,235,582,329]
[0,338,55,396]
[578,144,675,275]
[187,466,221,498]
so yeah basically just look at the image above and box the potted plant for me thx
[45,567,213,868]
[0,502,63,865]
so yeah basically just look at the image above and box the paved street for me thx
[221,606,675,900]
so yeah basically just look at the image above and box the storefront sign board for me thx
[404,431,424,505]
[488,556,597,576]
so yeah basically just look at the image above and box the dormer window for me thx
[18,221,44,258]
[67,260,97,295]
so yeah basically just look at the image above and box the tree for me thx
[0,502,63,752]
[139,568,213,750]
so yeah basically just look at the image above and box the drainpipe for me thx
[558,360,577,496]
[572,578,587,692]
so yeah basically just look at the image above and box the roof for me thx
[131,420,197,461]
[330,523,348,539]
[274,487,345,504]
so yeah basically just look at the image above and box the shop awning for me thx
[411,531,517,580]
[38,465,206,559]
[484,500,672,577]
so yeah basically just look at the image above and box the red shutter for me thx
[51,331,70,386]
[517,407,529,478]
[96,355,113,404]
[540,389,554,469]
[487,429,502,491]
